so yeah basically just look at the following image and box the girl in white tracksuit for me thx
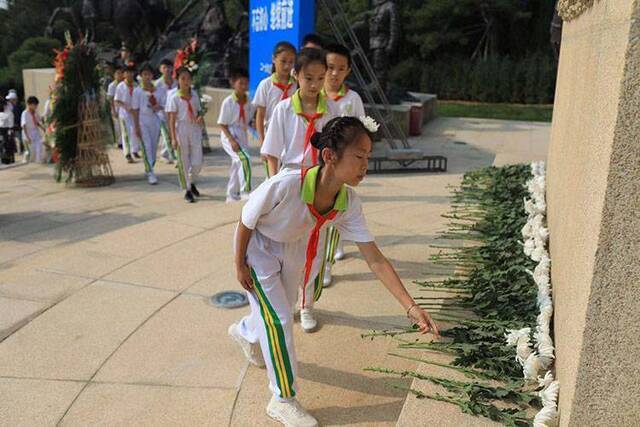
[132,62,166,185]
[218,68,255,202]
[166,67,204,203]
[230,116,440,427]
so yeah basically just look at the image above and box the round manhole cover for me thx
[210,291,248,309]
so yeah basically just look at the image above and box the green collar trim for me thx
[291,90,328,116]
[232,91,248,103]
[271,73,295,85]
[301,166,348,212]
[321,84,347,100]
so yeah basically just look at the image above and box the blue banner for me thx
[249,0,315,96]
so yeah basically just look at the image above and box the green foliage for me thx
[417,53,556,104]
[52,39,102,182]
[436,101,553,122]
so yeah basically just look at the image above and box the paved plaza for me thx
[0,118,549,426]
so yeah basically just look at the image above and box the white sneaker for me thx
[147,173,158,185]
[267,396,318,427]
[334,243,345,261]
[228,323,265,368]
[300,308,317,333]
[322,263,332,288]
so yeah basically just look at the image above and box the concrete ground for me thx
[0,117,549,426]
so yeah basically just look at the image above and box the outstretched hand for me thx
[409,306,440,339]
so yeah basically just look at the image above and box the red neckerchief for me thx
[143,84,157,106]
[127,81,134,97]
[332,85,349,102]
[273,79,294,100]
[300,111,322,167]
[237,95,247,125]
[180,90,196,123]
[29,110,39,126]
[300,167,338,308]
[164,76,174,89]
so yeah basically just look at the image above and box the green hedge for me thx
[390,53,557,104]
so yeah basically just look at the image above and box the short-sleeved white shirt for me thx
[20,110,41,132]
[329,87,366,118]
[218,93,255,147]
[241,167,373,244]
[261,91,338,169]
[107,80,119,99]
[132,86,166,121]
[114,81,137,117]
[253,74,297,129]
[165,89,201,124]
[155,76,178,92]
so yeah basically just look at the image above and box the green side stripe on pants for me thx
[250,269,296,398]
[175,144,187,189]
[238,148,252,193]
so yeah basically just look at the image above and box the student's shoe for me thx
[185,190,195,203]
[133,152,142,159]
[267,396,318,427]
[125,154,134,163]
[147,173,158,185]
[190,184,200,197]
[300,308,318,333]
[334,242,345,261]
[163,157,174,164]
[240,192,251,201]
[322,263,333,288]
[228,323,265,368]
[118,144,123,149]
[226,194,241,203]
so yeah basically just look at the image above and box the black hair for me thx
[294,47,326,74]
[325,43,352,68]
[175,66,192,78]
[160,59,173,67]
[139,62,155,75]
[310,116,373,166]
[27,96,39,105]
[302,33,323,49]
[124,64,136,73]
[271,41,297,73]
[114,63,124,71]
[229,67,249,81]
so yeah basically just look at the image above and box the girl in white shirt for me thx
[230,116,439,427]
[114,65,141,162]
[132,63,166,185]
[166,67,204,203]
[253,41,297,176]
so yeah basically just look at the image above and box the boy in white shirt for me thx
[132,62,166,185]
[320,43,367,287]
[155,59,178,163]
[114,64,141,163]
[218,68,255,202]
[20,96,45,163]
[166,66,204,203]
[107,64,124,147]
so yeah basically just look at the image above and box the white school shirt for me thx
[241,166,374,244]
[253,74,297,129]
[261,90,338,169]
[323,86,366,118]
[107,80,118,99]
[132,86,166,121]
[165,89,201,124]
[21,110,42,140]
[114,81,137,117]
[155,76,178,92]
[218,93,255,147]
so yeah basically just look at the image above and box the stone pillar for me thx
[22,68,56,116]
[547,1,640,425]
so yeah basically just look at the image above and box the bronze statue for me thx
[369,0,399,92]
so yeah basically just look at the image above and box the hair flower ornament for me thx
[359,115,380,133]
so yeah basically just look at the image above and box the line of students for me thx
[107,61,204,203]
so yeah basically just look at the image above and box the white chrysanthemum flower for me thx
[524,198,536,215]
[516,340,533,365]
[524,238,536,256]
[535,226,549,242]
[531,243,547,262]
[506,327,531,346]
[359,115,380,132]
[533,404,558,427]
[537,371,554,389]
[535,332,555,368]
[200,94,212,104]
[522,221,534,238]
[539,380,560,408]
[523,353,543,379]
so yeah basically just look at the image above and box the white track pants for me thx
[176,122,202,190]
[139,115,160,174]
[119,112,140,156]
[221,138,251,197]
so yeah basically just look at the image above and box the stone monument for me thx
[547,0,639,424]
